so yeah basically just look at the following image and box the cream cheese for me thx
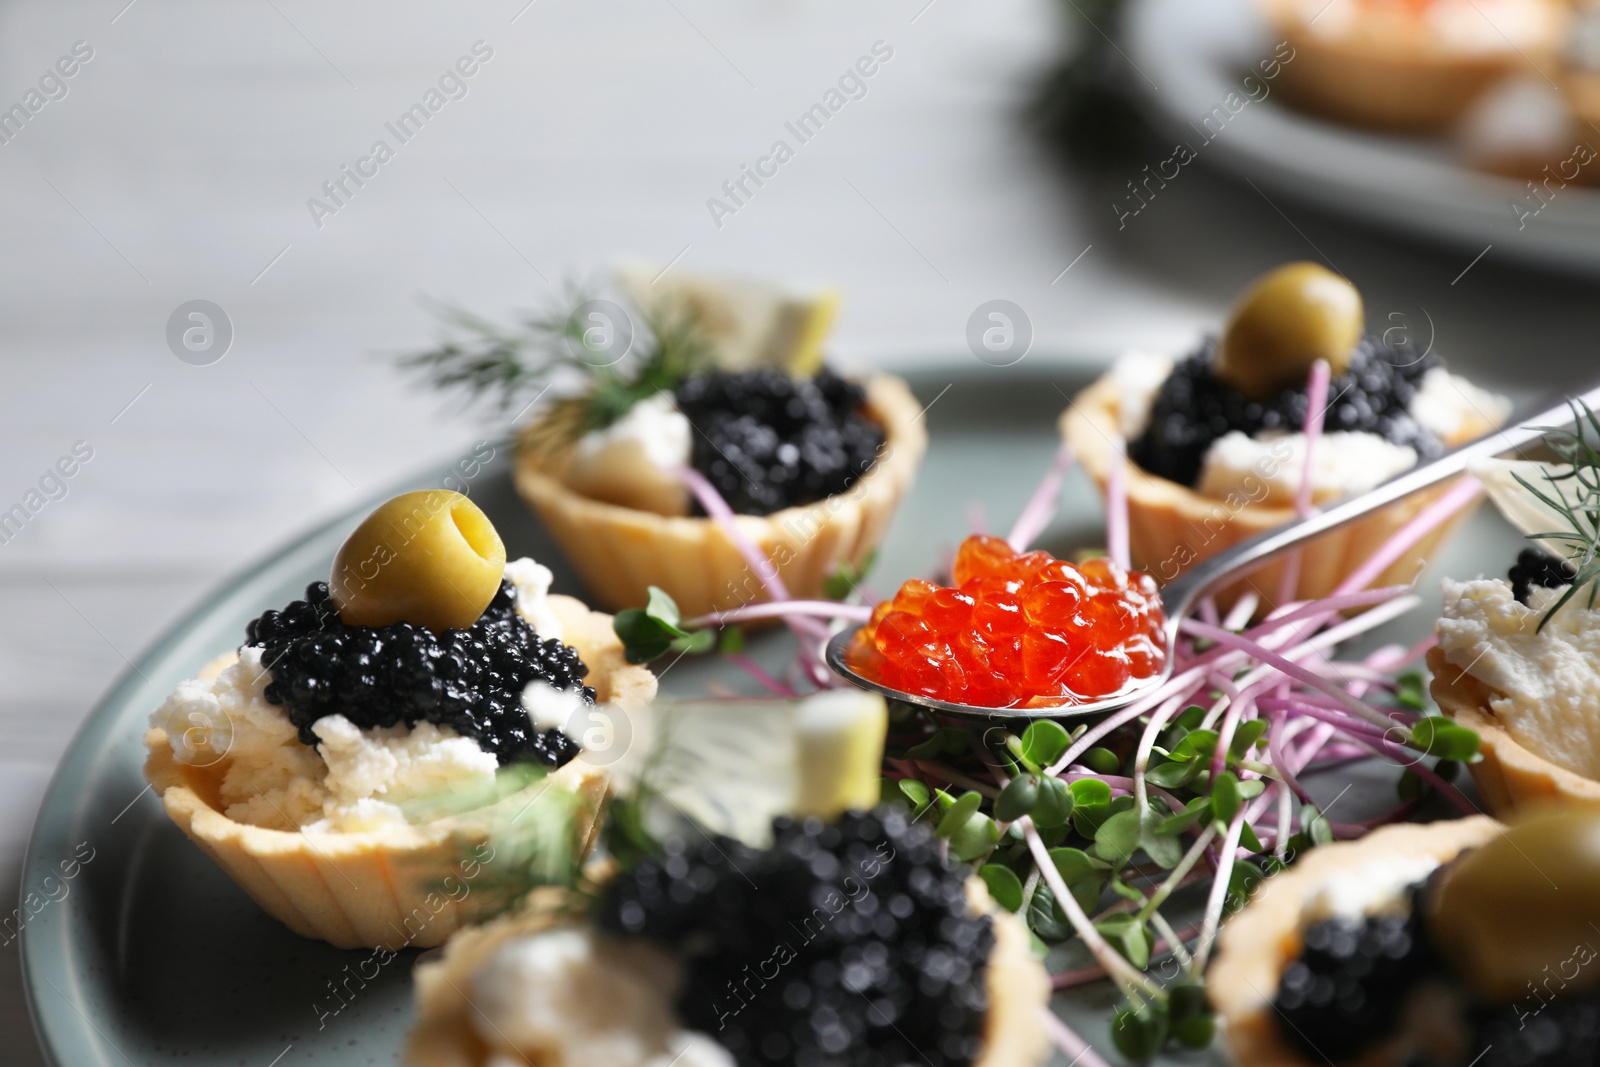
[1438,577,1600,780]
[1196,430,1418,506]
[1302,854,1442,925]
[562,391,693,516]
[470,927,734,1067]
[1114,352,1505,504]
[150,558,572,833]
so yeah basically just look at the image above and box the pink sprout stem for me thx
[1040,1009,1114,1067]
[1332,473,1483,596]
[724,654,799,698]
[687,600,874,628]
[1106,437,1130,570]
[1007,441,1076,552]
[1277,359,1330,608]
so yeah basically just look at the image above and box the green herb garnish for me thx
[1512,398,1600,629]
[400,288,713,438]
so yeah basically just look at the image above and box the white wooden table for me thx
[1,0,1593,1060]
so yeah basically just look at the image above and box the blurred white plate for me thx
[1124,0,1600,275]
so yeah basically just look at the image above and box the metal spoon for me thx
[826,384,1600,721]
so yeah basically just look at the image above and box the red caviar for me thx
[851,535,1167,708]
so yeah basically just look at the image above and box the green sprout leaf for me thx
[1168,982,1215,1048]
[1095,912,1152,968]
[996,775,1040,823]
[1030,776,1076,829]
[823,549,877,601]
[1080,746,1122,775]
[1229,719,1269,760]
[1090,809,1143,867]
[1211,770,1242,828]
[1111,1003,1168,1063]
[1168,728,1219,764]
[905,727,970,760]
[1027,883,1073,942]
[936,791,983,839]
[948,812,1001,862]
[893,778,931,813]
[1145,760,1204,789]
[1069,778,1113,835]
[1156,796,1211,836]
[614,586,701,664]
[1139,809,1185,869]
[979,864,1024,912]
[1020,721,1072,768]
[1409,717,1481,763]
[1396,671,1428,711]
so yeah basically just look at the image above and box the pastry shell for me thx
[1208,815,1502,1067]
[142,594,657,951]
[1257,0,1565,131]
[405,879,1051,1067]
[1427,645,1600,814]
[1061,372,1500,614]
[514,373,928,618]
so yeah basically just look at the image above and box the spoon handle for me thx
[1160,382,1600,620]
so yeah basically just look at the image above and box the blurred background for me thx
[2,0,1598,1059]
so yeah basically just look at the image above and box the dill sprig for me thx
[399,287,714,437]
[1512,398,1600,629]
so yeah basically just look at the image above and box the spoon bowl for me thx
[825,383,1600,721]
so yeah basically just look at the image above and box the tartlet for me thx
[1259,0,1567,131]
[143,493,657,951]
[145,594,653,951]
[1062,263,1508,612]
[1428,644,1600,814]
[1208,816,1502,1067]
[516,371,926,617]
[407,829,1051,1067]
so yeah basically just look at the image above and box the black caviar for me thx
[675,367,884,516]
[597,808,993,1067]
[1130,335,1441,488]
[1274,887,1440,1062]
[1273,877,1600,1066]
[246,580,590,766]
[1510,547,1577,606]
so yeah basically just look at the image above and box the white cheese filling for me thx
[1111,353,1506,504]
[1438,577,1600,780]
[150,558,570,833]
[1302,854,1442,926]
[561,391,693,516]
[470,927,734,1067]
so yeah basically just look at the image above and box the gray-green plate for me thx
[20,365,1526,1066]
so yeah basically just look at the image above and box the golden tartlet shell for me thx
[1061,371,1499,613]
[405,880,1051,1067]
[1428,645,1600,815]
[142,594,657,951]
[1208,816,1502,1067]
[1258,0,1565,132]
[514,373,928,618]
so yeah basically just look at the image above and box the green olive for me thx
[1429,808,1600,1003]
[1214,262,1363,401]
[329,490,507,632]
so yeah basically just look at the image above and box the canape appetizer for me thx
[1260,0,1567,131]
[1430,429,1600,813]
[1210,808,1600,1066]
[144,491,656,950]
[1062,262,1509,611]
[407,690,1052,1067]
[404,268,926,618]
[845,535,1168,708]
